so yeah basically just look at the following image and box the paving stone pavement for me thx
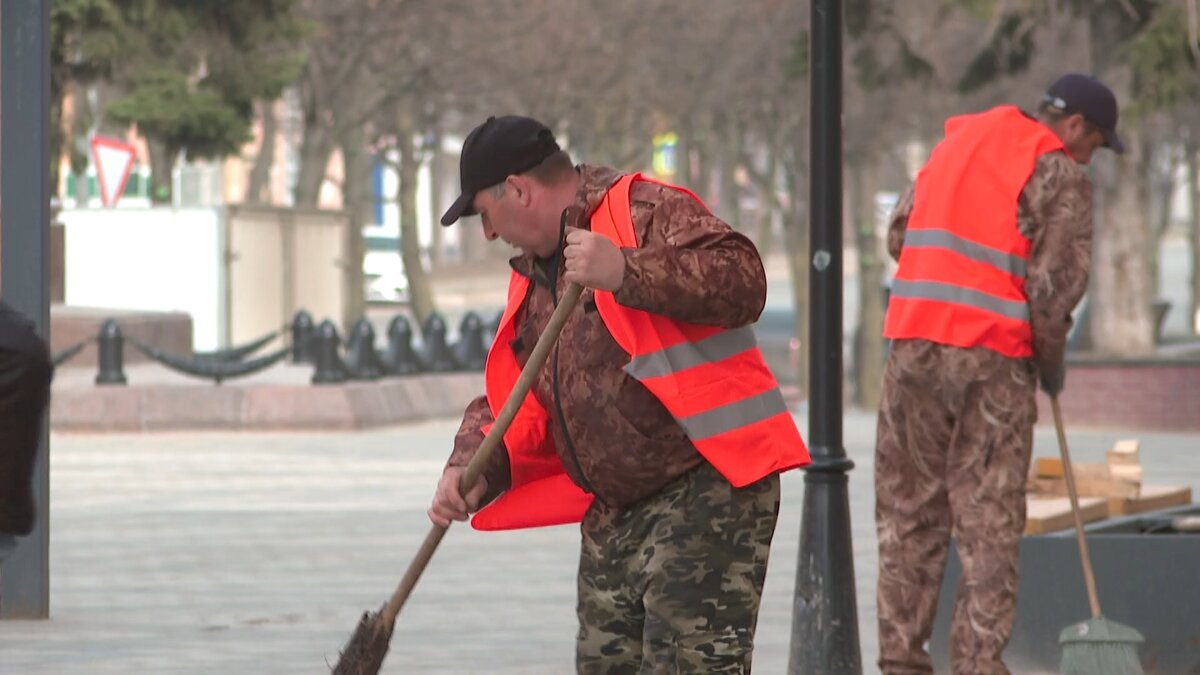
[0,409,1196,674]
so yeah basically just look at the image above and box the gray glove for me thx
[1038,363,1064,396]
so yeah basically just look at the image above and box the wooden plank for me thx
[1106,439,1142,483]
[1109,438,1141,458]
[1032,458,1113,481]
[1109,463,1144,483]
[1030,476,1141,499]
[1025,496,1108,535]
[1034,457,1065,478]
[1107,485,1193,516]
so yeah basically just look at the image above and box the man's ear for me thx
[507,175,533,206]
[1067,113,1089,137]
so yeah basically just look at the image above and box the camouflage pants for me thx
[875,340,1037,675]
[576,462,780,674]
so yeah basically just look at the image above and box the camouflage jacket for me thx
[887,149,1094,378]
[448,165,768,509]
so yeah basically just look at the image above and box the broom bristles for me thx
[331,608,393,675]
[1059,616,1144,675]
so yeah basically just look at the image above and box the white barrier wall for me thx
[61,208,225,350]
[60,206,349,352]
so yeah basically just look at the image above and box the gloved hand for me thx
[1039,363,1064,396]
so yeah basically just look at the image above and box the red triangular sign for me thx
[90,136,137,207]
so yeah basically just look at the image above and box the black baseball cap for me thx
[440,115,561,226]
[1041,73,1124,154]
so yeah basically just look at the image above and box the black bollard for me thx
[311,320,347,384]
[382,315,423,376]
[421,312,458,372]
[454,311,488,371]
[344,318,384,380]
[290,310,315,363]
[95,319,128,385]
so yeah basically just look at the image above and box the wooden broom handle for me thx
[380,283,584,626]
[1051,395,1103,618]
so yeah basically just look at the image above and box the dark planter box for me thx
[931,504,1200,674]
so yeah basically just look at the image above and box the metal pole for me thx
[788,0,862,672]
[0,0,53,618]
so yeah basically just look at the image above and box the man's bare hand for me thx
[428,466,489,527]
[563,226,625,291]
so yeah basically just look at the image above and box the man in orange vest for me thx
[432,115,810,672]
[875,73,1122,674]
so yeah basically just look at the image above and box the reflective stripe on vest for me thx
[901,228,1028,278]
[623,326,789,440]
[890,279,1030,322]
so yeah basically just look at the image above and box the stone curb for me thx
[49,373,485,432]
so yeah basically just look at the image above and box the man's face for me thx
[1051,113,1107,165]
[471,179,557,258]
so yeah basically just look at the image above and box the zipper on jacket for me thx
[548,212,606,505]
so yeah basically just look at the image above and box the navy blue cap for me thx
[1041,73,1124,154]
[440,116,561,226]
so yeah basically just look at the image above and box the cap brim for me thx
[440,192,476,226]
[1103,127,1125,155]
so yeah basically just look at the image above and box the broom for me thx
[1050,395,1145,675]
[331,283,584,675]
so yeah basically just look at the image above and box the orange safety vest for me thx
[883,105,1065,358]
[471,173,810,531]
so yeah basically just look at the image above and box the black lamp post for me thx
[788,0,863,672]
[0,0,52,619]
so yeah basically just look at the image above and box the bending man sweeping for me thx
[874,73,1122,674]
[430,115,810,673]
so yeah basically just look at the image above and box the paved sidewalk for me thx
[0,411,1196,674]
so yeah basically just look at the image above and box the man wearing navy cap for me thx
[874,73,1121,674]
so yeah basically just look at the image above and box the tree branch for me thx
[1188,0,1200,65]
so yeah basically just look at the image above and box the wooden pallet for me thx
[1107,485,1193,516]
[1025,496,1108,535]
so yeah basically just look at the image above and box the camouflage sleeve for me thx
[1021,152,1094,382]
[612,183,766,328]
[887,186,915,262]
[446,394,511,505]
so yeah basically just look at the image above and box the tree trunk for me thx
[782,135,810,398]
[398,116,437,325]
[695,129,712,203]
[72,169,90,205]
[720,117,743,230]
[1088,127,1155,354]
[850,159,885,409]
[340,125,369,328]
[755,144,780,257]
[676,121,693,190]
[293,122,335,207]
[1188,140,1200,335]
[50,90,65,199]
[147,139,175,204]
[246,100,277,205]
[1086,12,1154,354]
[1147,143,1176,294]
[429,124,445,267]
